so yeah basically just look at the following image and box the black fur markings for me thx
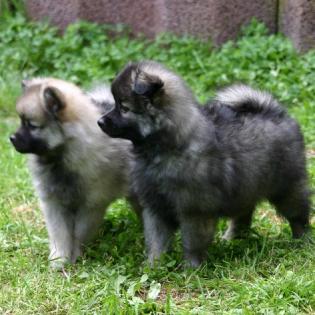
[36,156,84,212]
[10,124,48,155]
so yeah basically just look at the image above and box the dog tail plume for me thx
[215,84,286,117]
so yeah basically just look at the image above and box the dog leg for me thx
[142,208,176,265]
[222,211,254,241]
[73,205,108,263]
[41,202,74,269]
[272,184,311,239]
[180,215,217,267]
[126,193,143,218]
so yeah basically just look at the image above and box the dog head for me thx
[98,61,197,145]
[10,78,88,156]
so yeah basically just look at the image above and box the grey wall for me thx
[26,0,315,52]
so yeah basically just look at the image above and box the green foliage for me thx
[1,16,315,145]
[1,16,315,104]
[0,15,314,314]
[0,0,25,19]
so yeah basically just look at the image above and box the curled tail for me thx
[215,84,286,118]
[86,84,115,114]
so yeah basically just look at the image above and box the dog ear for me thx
[22,77,47,91]
[43,86,66,114]
[21,79,29,91]
[21,78,37,91]
[133,71,164,97]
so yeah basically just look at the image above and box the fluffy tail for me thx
[215,84,286,117]
[86,84,115,114]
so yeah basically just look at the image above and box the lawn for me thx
[0,13,314,314]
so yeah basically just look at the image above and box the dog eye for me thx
[27,121,41,130]
[120,103,130,113]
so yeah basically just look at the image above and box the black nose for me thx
[9,134,16,144]
[97,117,105,128]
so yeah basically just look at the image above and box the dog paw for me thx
[49,257,69,270]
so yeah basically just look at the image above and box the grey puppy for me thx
[10,78,133,269]
[98,60,311,267]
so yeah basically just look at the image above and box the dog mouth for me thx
[97,117,124,138]
[10,134,27,153]
[9,133,48,155]
[97,116,146,144]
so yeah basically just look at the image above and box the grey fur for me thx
[102,61,311,267]
[11,78,133,269]
[86,84,115,114]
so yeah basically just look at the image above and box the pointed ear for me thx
[22,77,45,91]
[21,79,32,91]
[43,86,65,114]
[133,71,164,97]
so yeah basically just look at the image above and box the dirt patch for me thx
[11,203,44,227]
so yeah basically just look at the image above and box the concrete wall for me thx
[279,0,315,52]
[26,0,315,52]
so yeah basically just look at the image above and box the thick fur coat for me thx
[98,61,311,267]
[11,78,133,268]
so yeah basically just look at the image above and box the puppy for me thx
[10,78,133,269]
[98,60,311,267]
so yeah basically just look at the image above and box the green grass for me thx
[0,15,314,314]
